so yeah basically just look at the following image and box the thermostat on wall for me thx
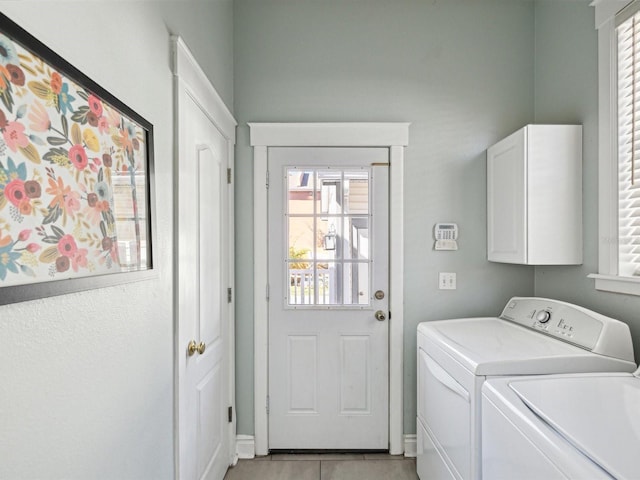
[434,223,458,251]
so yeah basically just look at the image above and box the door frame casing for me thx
[173,36,237,477]
[249,122,409,455]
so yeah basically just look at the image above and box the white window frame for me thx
[590,0,640,295]
[249,122,409,455]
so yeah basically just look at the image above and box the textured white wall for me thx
[0,2,233,479]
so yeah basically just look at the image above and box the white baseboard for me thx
[236,434,255,459]
[236,433,415,458]
[403,434,417,458]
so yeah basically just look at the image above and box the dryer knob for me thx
[536,310,551,324]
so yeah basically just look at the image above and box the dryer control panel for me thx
[499,297,634,362]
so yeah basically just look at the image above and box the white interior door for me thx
[176,84,230,479]
[268,147,389,450]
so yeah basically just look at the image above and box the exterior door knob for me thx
[375,310,386,321]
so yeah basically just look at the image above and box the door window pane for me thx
[344,171,369,214]
[287,167,371,307]
[316,262,339,305]
[342,262,370,305]
[288,216,314,261]
[318,170,343,215]
[289,266,315,305]
[288,170,316,214]
[317,217,341,261]
[343,217,369,260]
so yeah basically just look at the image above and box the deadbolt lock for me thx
[374,290,385,300]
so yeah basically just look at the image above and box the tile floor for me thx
[224,453,419,480]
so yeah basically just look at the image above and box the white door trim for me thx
[172,36,237,477]
[249,122,409,455]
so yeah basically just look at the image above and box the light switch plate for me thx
[439,272,456,290]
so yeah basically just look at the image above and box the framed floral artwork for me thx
[0,13,156,305]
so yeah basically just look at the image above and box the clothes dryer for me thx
[416,297,636,480]
[482,368,640,479]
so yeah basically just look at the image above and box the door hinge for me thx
[227,168,232,184]
[227,287,232,303]
[228,406,233,423]
[266,170,270,189]
[266,395,270,415]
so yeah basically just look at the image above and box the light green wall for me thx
[533,1,640,363]
[233,0,537,436]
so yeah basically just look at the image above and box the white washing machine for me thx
[416,297,637,480]
[482,368,640,479]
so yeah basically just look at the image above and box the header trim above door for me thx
[249,122,409,147]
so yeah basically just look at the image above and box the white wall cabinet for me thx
[487,125,582,265]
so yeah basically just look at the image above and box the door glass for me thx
[319,171,343,215]
[345,262,369,305]
[289,268,315,305]
[316,262,338,304]
[343,217,369,260]
[344,171,369,214]
[317,217,341,261]
[286,167,371,306]
[288,216,314,259]
[287,170,315,214]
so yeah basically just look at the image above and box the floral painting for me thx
[0,15,153,290]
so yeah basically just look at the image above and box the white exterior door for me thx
[268,147,389,450]
[176,50,232,479]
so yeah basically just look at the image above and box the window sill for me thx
[588,273,640,296]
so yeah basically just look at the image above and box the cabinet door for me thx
[527,125,583,265]
[487,128,527,263]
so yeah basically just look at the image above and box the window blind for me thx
[617,6,640,277]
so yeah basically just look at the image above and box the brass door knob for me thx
[187,340,207,356]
